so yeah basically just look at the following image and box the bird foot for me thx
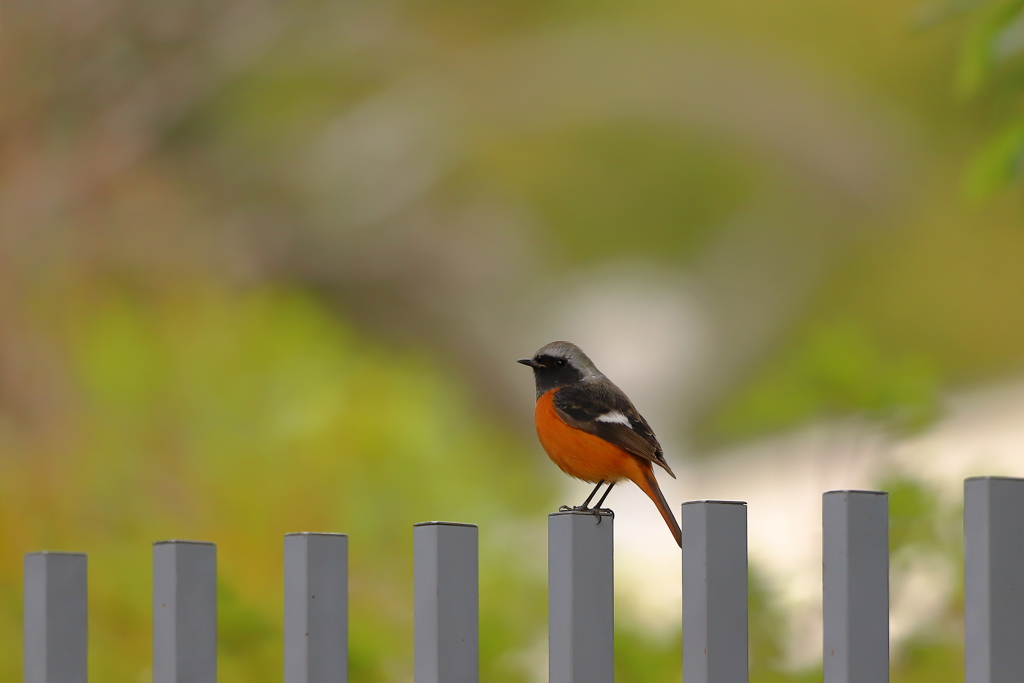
[557,505,614,524]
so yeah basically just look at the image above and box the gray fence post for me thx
[548,509,613,683]
[822,490,889,683]
[153,540,217,683]
[682,501,747,683]
[24,552,88,683]
[414,522,478,683]
[285,533,349,683]
[964,476,1024,683]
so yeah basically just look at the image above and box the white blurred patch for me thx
[890,552,956,645]
[541,268,711,440]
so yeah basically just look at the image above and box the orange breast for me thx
[534,389,641,484]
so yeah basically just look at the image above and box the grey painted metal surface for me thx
[153,541,217,683]
[682,501,747,683]
[822,490,889,683]
[285,533,349,683]
[414,522,478,683]
[964,476,1024,683]
[548,510,613,683]
[23,552,88,683]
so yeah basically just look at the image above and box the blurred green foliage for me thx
[964,121,1024,198]
[951,0,1024,197]
[471,124,755,265]
[710,321,941,441]
[0,280,555,683]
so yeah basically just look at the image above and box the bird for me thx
[518,341,682,547]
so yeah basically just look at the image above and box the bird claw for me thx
[590,507,614,524]
[557,504,614,525]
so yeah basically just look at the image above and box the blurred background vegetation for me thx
[3,0,1024,681]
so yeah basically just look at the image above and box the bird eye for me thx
[555,358,567,368]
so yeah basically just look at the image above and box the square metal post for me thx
[682,501,747,683]
[822,490,889,683]
[285,533,349,683]
[414,522,478,683]
[964,477,1024,683]
[548,510,613,683]
[153,540,217,683]
[24,552,88,683]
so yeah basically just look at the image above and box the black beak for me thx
[518,358,541,368]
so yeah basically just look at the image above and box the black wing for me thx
[552,381,675,478]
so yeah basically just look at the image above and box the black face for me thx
[518,353,584,396]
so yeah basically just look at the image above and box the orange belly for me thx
[534,389,641,484]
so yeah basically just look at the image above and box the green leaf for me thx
[962,121,1024,199]
[955,0,1024,96]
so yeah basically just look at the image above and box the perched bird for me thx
[519,341,682,547]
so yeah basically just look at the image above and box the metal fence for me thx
[20,476,1024,683]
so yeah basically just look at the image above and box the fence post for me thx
[964,476,1024,683]
[682,500,747,683]
[822,490,889,683]
[414,522,478,683]
[24,552,88,683]
[153,540,217,683]
[548,509,613,683]
[285,533,348,683]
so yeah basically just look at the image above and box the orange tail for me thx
[632,462,682,548]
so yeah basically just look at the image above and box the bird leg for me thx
[594,481,615,510]
[558,480,605,513]
[590,482,616,524]
[579,480,605,509]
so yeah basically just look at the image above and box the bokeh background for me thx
[4,0,1024,681]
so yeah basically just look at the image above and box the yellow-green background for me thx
[3,0,1023,681]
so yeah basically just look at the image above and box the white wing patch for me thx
[596,411,632,429]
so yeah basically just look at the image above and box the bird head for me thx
[518,341,600,396]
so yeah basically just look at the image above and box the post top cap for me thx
[823,489,888,496]
[681,499,746,506]
[548,509,614,517]
[24,551,87,557]
[153,540,216,546]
